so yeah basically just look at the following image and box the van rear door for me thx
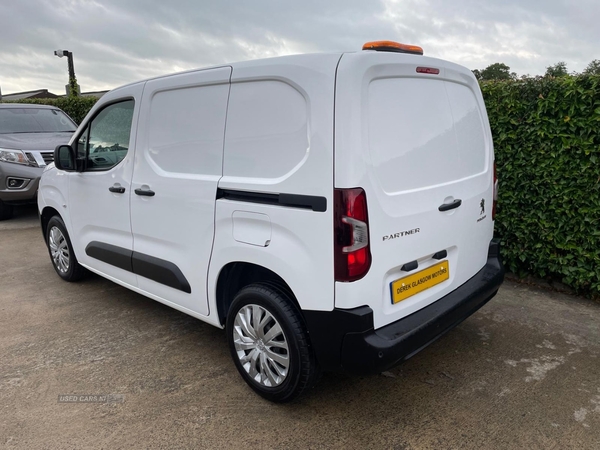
[334,51,495,329]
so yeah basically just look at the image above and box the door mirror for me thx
[54,145,76,171]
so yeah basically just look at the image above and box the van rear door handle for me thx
[108,184,125,194]
[438,199,462,211]
[135,188,155,197]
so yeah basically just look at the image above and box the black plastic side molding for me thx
[85,242,133,272]
[85,241,191,293]
[217,188,327,212]
[132,252,191,293]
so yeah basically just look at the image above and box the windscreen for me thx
[0,108,77,134]
[367,78,487,193]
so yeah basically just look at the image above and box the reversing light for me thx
[416,67,439,75]
[334,188,371,282]
[362,40,424,55]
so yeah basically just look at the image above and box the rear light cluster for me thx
[334,188,371,282]
[493,162,498,220]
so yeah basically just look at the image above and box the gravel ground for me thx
[1,206,599,449]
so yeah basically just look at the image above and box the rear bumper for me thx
[304,239,505,374]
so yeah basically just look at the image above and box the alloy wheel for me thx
[48,226,70,273]
[232,304,290,387]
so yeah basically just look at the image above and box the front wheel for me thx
[45,215,86,281]
[226,283,319,402]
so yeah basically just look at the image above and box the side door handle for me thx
[438,199,462,211]
[135,187,155,197]
[108,184,126,194]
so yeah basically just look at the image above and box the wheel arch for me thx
[215,262,300,326]
[40,206,62,242]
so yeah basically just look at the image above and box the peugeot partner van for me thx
[38,41,504,402]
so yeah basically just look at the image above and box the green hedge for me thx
[2,96,99,124]
[481,75,600,296]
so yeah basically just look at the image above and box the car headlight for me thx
[0,148,30,165]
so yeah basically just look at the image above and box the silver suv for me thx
[0,104,76,220]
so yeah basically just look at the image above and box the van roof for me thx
[108,52,346,94]
[108,50,472,96]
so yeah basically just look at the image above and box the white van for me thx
[39,41,504,402]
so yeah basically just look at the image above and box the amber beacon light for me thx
[362,40,424,55]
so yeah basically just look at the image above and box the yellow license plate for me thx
[391,260,449,304]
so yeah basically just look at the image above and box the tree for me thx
[545,61,568,77]
[68,76,80,97]
[583,59,600,75]
[474,63,516,81]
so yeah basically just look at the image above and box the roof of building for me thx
[1,89,59,101]
[2,89,109,102]
[79,90,108,98]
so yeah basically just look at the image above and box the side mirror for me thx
[54,145,76,171]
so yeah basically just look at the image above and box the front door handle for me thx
[108,184,125,194]
[438,199,462,211]
[135,188,155,197]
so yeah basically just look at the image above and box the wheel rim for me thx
[48,226,70,273]
[233,304,290,387]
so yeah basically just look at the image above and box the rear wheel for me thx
[46,215,86,281]
[0,200,13,221]
[226,283,319,402]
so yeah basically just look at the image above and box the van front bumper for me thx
[303,239,505,374]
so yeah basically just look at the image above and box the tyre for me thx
[45,215,86,281]
[0,200,13,221]
[226,283,319,402]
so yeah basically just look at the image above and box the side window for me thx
[80,100,135,171]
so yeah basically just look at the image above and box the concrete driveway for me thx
[1,206,599,449]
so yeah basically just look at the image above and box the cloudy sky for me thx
[2,0,599,95]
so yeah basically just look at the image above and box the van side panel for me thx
[223,80,309,179]
[209,54,341,313]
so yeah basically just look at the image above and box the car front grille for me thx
[41,152,54,165]
[24,151,55,167]
[25,152,38,165]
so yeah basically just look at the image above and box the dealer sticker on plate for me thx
[391,260,449,304]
